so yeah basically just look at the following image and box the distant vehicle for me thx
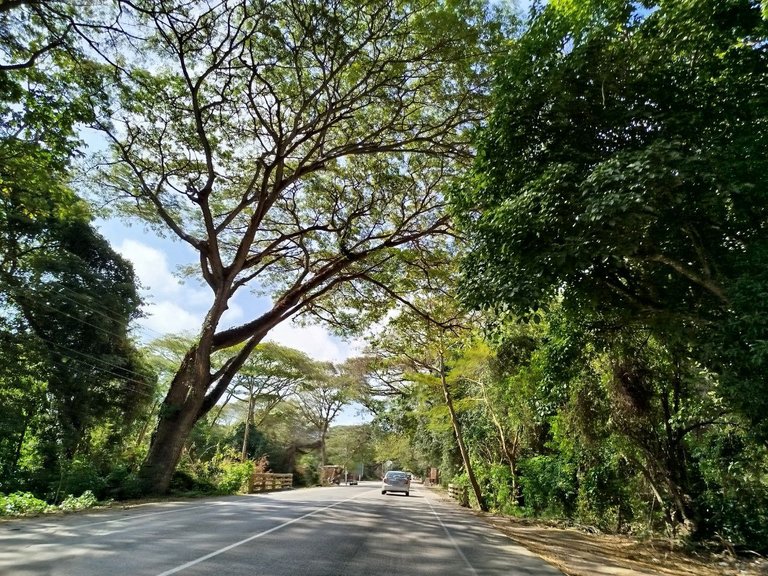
[381,470,410,496]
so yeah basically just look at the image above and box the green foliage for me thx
[0,492,51,516]
[433,0,768,551]
[0,0,157,503]
[103,465,144,501]
[55,459,108,502]
[518,455,577,518]
[692,428,768,550]
[471,461,520,515]
[326,425,375,474]
[168,469,218,496]
[571,446,635,532]
[0,489,100,516]
[215,459,254,494]
[173,448,256,495]
[224,423,272,462]
[456,0,768,438]
[59,491,98,512]
[296,453,320,487]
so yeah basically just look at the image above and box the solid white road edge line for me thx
[153,489,378,576]
[424,493,480,576]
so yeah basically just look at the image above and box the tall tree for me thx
[460,334,540,506]
[367,296,488,511]
[91,0,511,492]
[0,0,155,490]
[0,162,155,482]
[326,424,374,480]
[226,343,315,460]
[295,361,356,467]
[454,0,768,436]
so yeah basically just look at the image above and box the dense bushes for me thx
[0,492,51,516]
[171,450,258,496]
[1,490,98,517]
[692,429,768,551]
[517,456,577,518]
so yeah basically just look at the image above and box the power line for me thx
[16,282,172,340]
[2,283,192,353]
[28,334,161,402]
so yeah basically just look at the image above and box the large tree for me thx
[92,0,510,492]
[225,343,315,460]
[0,186,155,481]
[454,0,768,436]
[295,361,355,467]
[366,293,489,510]
[0,0,155,492]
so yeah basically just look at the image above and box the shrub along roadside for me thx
[1,453,265,517]
[0,490,99,517]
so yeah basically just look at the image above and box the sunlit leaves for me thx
[457,2,768,422]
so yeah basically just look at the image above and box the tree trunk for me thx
[138,299,284,494]
[439,352,487,512]
[139,349,210,494]
[11,415,30,476]
[478,377,521,504]
[241,392,255,461]
[508,427,522,504]
[320,428,328,467]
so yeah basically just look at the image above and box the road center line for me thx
[424,494,479,576]
[154,490,377,576]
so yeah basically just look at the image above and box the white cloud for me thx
[219,300,244,327]
[266,321,347,363]
[115,238,211,337]
[139,300,202,335]
[116,239,184,297]
[113,239,358,361]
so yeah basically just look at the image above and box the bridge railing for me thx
[447,483,469,507]
[249,472,293,493]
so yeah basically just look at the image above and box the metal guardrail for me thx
[448,483,469,507]
[249,472,293,493]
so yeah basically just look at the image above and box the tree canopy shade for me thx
[454,0,768,436]
[90,0,513,492]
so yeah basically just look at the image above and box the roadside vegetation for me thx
[1,0,767,565]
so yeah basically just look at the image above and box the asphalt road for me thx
[0,482,563,576]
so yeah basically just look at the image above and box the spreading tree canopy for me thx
[89,0,513,492]
[454,0,768,437]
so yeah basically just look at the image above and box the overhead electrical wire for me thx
[29,333,160,402]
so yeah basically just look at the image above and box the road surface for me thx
[0,482,563,575]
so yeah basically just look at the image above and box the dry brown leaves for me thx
[479,514,767,576]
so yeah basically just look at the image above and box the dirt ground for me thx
[482,514,768,576]
[432,490,767,576]
[484,512,768,576]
